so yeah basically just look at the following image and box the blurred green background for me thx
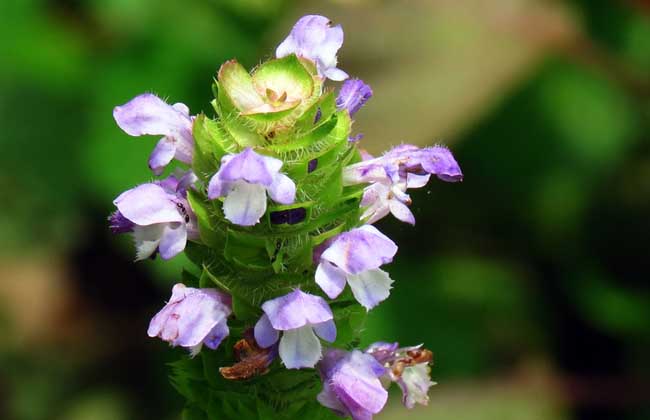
[1,0,649,419]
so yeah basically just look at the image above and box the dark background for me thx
[1,0,649,419]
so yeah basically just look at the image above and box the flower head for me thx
[276,15,348,81]
[315,225,397,310]
[113,93,195,175]
[112,170,198,260]
[208,148,296,226]
[317,348,388,420]
[148,283,232,356]
[254,289,336,369]
[336,78,373,117]
[366,342,436,409]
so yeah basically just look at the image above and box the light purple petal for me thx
[318,348,388,418]
[148,284,231,351]
[222,181,267,226]
[148,138,176,176]
[323,67,349,82]
[315,260,348,299]
[317,382,348,416]
[336,79,373,117]
[266,173,296,205]
[113,93,191,137]
[388,200,415,225]
[172,102,190,115]
[202,320,229,350]
[330,351,388,418]
[113,93,194,169]
[207,174,231,199]
[158,223,187,260]
[156,173,180,194]
[312,319,337,343]
[254,314,280,348]
[278,325,322,369]
[343,144,463,186]
[347,269,394,311]
[320,225,397,275]
[406,173,431,189]
[343,162,391,186]
[360,183,391,224]
[176,170,198,194]
[108,211,134,234]
[148,299,178,339]
[174,290,231,348]
[114,183,183,226]
[319,348,348,377]
[261,289,333,331]
[216,148,282,186]
[276,15,347,81]
[365,342,399,365]
[362,203,390,225]
[419,146,463,182]
[398,363,435,408]
[133,224,164,261]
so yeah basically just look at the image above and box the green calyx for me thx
[216,54,321,129]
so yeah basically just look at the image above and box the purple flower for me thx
[344,144,463,186]
[207,148,296,226]
[317,348,388,420]
[366,342,436,409]
[343,145,462,224]
[113,93,194,175]
[254,289,336,369]
[147,283,232,356]
[336,79,373,117]
[359,173,430,225]
[276,15,348,81]
[112,171,198,260]
[315,225,397,310]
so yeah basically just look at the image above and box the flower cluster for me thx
[109,14,461,419]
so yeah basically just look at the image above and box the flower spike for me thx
[108,13,460,419]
